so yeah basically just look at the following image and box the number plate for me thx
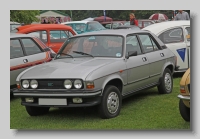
[38,98,67,105]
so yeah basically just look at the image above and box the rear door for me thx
[158,27,189,71]
[137,33,166,83]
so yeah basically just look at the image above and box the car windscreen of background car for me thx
[56,35,123,58]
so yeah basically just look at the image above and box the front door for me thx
[124,35,150,95]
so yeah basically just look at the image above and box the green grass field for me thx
[10,74,190,130]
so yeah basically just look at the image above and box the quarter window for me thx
[185,27,190,41]
[27,31,47,43]
[21,38,42,55]
[158,28,184,44]
[10,39,24,59]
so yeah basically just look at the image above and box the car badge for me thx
[48,83,54,87]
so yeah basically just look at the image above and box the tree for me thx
[10,10,40,24]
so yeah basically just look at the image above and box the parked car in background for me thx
[12,24,77,53]
[61,21,106,34]
[124,20,155,29]
[177,68,190,122]
[115,25,141,30]
[10,21,23,32]
[138,19,156,29]
[10,33,54,95]
[101,21,127,29]
[13,29,177,119]
[143,21,190,72]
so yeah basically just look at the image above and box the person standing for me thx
[174,10,190,20]
[129,13,138,26]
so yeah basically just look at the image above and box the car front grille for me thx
[37,79,65,89]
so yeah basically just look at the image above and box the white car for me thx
[142,21,190,72]
[61,21,106,34]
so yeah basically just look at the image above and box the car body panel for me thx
[15,24,77,53]
[13,29,176,113]
[10,33,52,92]
[142,21,190,72]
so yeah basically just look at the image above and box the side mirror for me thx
[43,47,51,52]
[126,51,137,59]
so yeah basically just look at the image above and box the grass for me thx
[10,73,190,130]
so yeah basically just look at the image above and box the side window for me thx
[185,27,190,41]
[126,35,142,55]
[50,30,69,42]
[144,22,152,27]
[138,21,142,28]
[27,31,47,43]
[138,34,159,53]
[158,28,184,44]
[21,38,42,55]
[10,39,24,59]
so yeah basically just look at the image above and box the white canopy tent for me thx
[82,17,94,21]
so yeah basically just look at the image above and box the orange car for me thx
[13,24,77,53]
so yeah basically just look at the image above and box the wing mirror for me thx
[126,51,137,59]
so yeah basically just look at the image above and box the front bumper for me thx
[13,89,102,107]
[177,94,190,100]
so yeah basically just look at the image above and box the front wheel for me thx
[99,85,122,119]
[157,68,173,94]
[25,106,50,116]
[179,99,190,122]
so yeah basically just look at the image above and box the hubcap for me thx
[164,73,172,92]
[107,92,119,114]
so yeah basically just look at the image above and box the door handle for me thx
[23,59,28,63]
[142,57,147,62]
[160,53,164,57]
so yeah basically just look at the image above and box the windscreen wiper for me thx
[73,51,94,58]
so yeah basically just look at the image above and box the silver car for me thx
[10,33,54,95]
[13,29,177,119]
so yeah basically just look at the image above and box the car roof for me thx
[16,24,74,33]
[10,33,37,38]
[142,21,190,34]
[71,29,148,37]
[61,21,98,24]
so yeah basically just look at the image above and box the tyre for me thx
[99,85,122,119]
[179,99,190,122]
[157,68,173,94]
[25,106,50,116]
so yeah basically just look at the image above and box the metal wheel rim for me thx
[164,73,172,92]
[107,92,119,114]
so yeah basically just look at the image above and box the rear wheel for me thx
[179,99,190,121]
[25,106,50,116]
[157,68,173,94]
[99,85,122,119]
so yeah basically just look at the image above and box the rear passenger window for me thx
[10,39,24,59]
[138,34,159,53]
[21,38,42,55]
[158,28,184,44]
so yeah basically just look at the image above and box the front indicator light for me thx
[180,86,186,93]
[86,82,95,89]
[17,84,21,89]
